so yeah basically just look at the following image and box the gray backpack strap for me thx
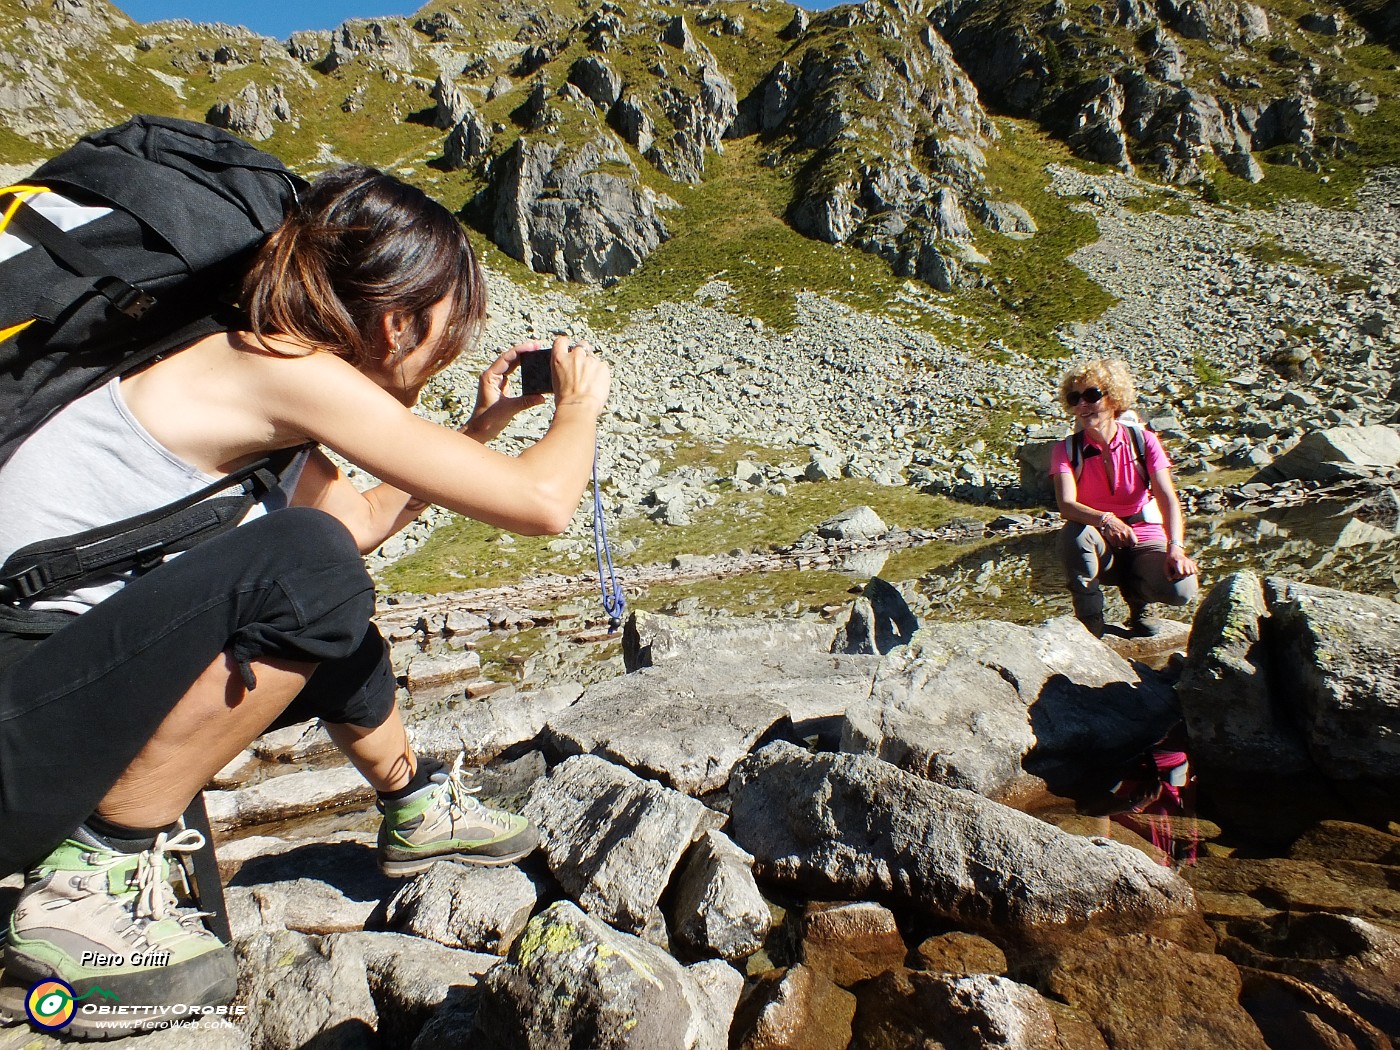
[1069,431,1086,480]
[1129,423,1149,481]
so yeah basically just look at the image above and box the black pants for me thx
[0,508,395,878]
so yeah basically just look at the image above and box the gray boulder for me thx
[817,505,888,541]
[831,577,919,656]
[1265,577,1400,784]
[408,682,584,766]
[569,56,623,108]
[430,74,471,130]
[474,901,742,1050]
[730,741,1195,930]
[543,670,789,795]
[443,110,491,171]
[613,93,656,153]
[1257,425,1400,482]
[206,83,290,141]
[375,862,540,955]
[976,199,1039,238]
[618,611,880,750]
[485,135,669,283]
[234,929,378,1050]
[842,618,1180,798]
[1178,572,1312,776]
[329,931,498,1049]
[856,970,1102,1048]
[206,766,371,831]
[1017,438,1059,502]
[661,15,697,51]
[669,829,771,962]
[523,755,725,934]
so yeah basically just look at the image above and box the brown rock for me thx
[1186,857,1400,928]
[1215,912,1400,1040]
[912,931,1008,976]
[1041,931,1270,1049]
[1287,820,1400,864]
[850,968,1106,1050]
[801,901,908,987]
[733,964,857,1050]
[1240,968,1392,1050]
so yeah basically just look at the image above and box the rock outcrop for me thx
[1180,571,1400,826]
[481,135,671,284]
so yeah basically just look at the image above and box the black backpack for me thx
[0,115,307,620]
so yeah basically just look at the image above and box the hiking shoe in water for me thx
[0,829,237,1040]
[378,754,539,877]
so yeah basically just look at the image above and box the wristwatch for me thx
[1168,540,1186,550]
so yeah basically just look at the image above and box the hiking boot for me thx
[1077,612,1106,639]
[0,829,237,1040]
[1126,603,1161,638]
[378,754,539,877]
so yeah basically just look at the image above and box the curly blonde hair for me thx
[1058,358,1135,414]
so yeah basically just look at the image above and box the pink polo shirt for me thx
[1049,425,1170,544]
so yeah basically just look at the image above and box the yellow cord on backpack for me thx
[0,185,48,346]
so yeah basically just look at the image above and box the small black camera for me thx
[519,349,553,396]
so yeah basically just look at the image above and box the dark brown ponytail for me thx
[241,166,486,375]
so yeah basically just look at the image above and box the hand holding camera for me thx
[524,336,610,415]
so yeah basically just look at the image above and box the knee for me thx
[264,508,363,570]
[1162,575,1200,606]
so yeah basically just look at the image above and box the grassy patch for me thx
[616,481,999,568]
[1245,235,1341,274]
[577,137,916,333]
[1192,353,1229,386]
[656,437,804,475]
[379,478,1002,595]
[965,119,1117,358]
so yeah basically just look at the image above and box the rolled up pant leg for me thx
[0,507,393,877]
[1120,542,1199,609]
[1059,522,1126,621]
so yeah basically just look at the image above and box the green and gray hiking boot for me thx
[0,828,237,1040]
[377,754,539,877]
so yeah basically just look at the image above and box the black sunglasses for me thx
[1065,387,1104,407]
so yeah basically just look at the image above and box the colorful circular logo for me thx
[25,979,76,1030]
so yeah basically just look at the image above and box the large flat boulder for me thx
[553,613,879,793]
[1256,424,1400,482]
[523,754,725,935]
[842,617,1179,798]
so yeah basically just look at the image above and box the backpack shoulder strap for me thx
[1124,421,1149,483]
[1067,431,1086,480]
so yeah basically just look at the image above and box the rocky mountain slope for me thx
[1,0,1396,310]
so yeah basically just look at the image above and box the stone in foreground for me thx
[730,742,1194,931]
[474,901,741,1050]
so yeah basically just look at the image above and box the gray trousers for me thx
[1058,522,1199,620]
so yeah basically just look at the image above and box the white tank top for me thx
[0,377,306,613]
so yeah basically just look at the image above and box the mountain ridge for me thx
[1,0,1396,347]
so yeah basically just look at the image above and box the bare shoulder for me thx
[232,336,391,424]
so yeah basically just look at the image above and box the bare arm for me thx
[291,450,428,554]
[261,339,609,536]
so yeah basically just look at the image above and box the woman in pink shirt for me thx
[1049,358,1198,637]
